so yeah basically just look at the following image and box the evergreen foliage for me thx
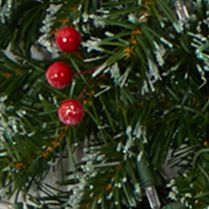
[0,0,208,208]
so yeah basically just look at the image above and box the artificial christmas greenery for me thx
[0,0,209,209]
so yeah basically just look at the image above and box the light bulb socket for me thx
[135,158,154,188]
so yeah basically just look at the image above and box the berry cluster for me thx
[46,26,84,126]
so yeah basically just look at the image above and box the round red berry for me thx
[46,61,73,89]
[58,99,84,126]
[55,26,81,52]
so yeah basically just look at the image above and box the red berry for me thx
[58,99,84,126]
[55,26,81,52]
[46,61,73,89]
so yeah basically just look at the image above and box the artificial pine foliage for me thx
[0,0,209,209]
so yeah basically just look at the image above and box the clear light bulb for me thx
[145,186,161,209]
